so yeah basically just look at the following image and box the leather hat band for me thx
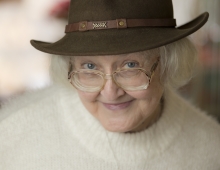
[65,18,176,33]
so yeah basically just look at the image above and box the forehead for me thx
[71,50,159,64]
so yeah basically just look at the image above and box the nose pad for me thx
[103,74,119,90]
[101,75,125,100]
[104,74,112,80]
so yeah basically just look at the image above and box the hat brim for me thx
[30,12,209,56]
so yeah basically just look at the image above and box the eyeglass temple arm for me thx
[148,58,160,86]
[68,62,73,80]
[150,58,160,76]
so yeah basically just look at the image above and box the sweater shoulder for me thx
[176,90,220,137]
[0,85,78,126]
[166,88,220,165]
[166,88,220,134]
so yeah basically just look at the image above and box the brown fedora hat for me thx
[30,0,209,56]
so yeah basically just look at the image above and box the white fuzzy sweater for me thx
[0,85,220,170]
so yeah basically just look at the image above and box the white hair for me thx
[159,38,198,89]
[49,55,72,88]
[50,37,198,90]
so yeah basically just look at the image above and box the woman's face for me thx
[72,52,164,133]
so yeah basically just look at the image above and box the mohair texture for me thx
[0,85,220,170]
[30,0,209,56]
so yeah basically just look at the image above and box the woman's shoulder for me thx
[165,88,220,164]
[166,87,220,134]
[165,87,220,127]
[0,85,78,122]
[161,88,220,168]
[0,85,79,142]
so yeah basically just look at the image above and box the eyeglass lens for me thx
[71,69,150,92]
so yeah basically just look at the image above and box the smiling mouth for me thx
[102,100,134,111]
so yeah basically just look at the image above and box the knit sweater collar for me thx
[59,86,185,162]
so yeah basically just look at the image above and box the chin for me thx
[104,126,130,133]
[100,119,137,133]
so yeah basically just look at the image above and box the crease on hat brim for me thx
[30,12,209,56]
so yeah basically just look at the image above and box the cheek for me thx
[77,90,98,102]
[126,68,163,100]
[126,85,163,101]
[76,90,100,116]
[126,77,164,115]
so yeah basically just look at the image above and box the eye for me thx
[83,63,96,70]
[124,62,139,68]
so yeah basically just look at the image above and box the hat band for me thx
[65,18,176,33]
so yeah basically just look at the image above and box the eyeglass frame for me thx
[68,58,160,92]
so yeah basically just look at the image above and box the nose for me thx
[100,78,125,101]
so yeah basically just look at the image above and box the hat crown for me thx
[68,0,174,23]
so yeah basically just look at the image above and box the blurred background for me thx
[0,0,219,122]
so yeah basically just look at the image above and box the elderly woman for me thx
[0,0,220,169]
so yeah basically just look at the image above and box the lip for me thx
[102,100,134,111]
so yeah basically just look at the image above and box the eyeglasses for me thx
[68,58,160,92]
